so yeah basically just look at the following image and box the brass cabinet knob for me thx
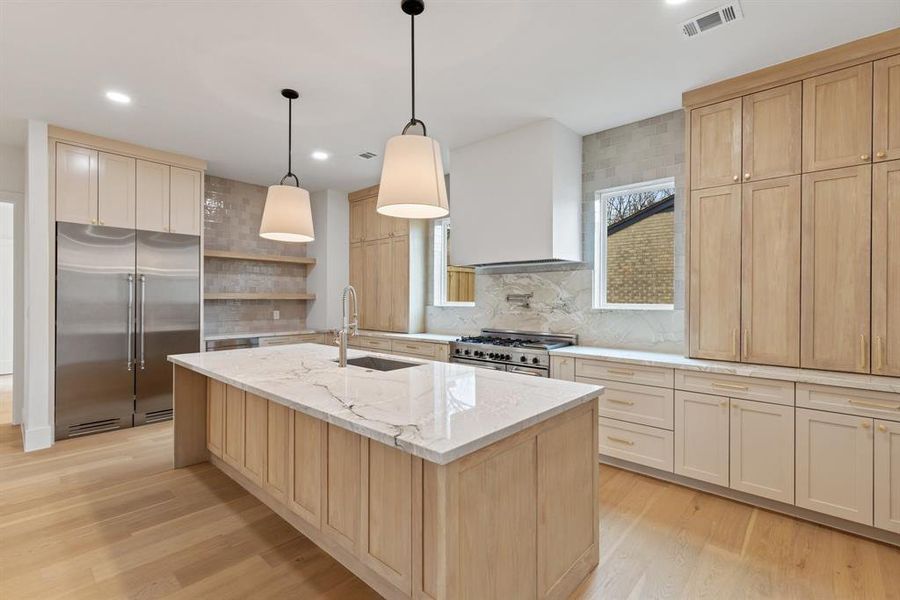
[879,424,888,433]
[861,421,871,429]
[876,151,886,159]
[732,175,739,182]
[91,219,97,225]
[861,154,870,161]
[743,173,751,180]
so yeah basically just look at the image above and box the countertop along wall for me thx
[203,175,310,337]
[427,110,685,353]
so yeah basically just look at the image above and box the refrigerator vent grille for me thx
[145,409,174,423]
[68,418,122,437]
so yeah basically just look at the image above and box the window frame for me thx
[593,177,676,311]
[433,218,476,308]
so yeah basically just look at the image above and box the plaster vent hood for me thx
[449,119,582,267]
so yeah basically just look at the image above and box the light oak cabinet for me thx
[323,424,362,552]
[874,54,900,162]
[97,152,136,228]
[689,185,741,361]
[691,98,742,189]
[802,63,873,172]
[873,160,900,375]
[729,399,794,504]
[741,176,800,367]
[264,401,290,500]
[875,419,900,533]
[207,379,225,458]
[674,391,729,486]
[796,408,874,525]
[223,384,245,469]
[243,392,268,486]
[169,167,202,235]
[55,143,98,225]
[289,410,325,528]
[801,166,872,373]
[348,185,426,333]
[136,160,170,233]
[742,82,802,181]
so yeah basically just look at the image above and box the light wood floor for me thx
[1,375,897,600]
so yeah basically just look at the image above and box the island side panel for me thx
[419,398,599,600]
[172,364,209,468]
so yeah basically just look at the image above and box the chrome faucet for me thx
[336,285,359,367]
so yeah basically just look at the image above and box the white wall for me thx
[1,135,27,422]
[21,120,52,450]
[306,190,349,331]
[0,202,13,374]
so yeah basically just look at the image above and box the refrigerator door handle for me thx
[139,273,146,370]
[127,273,134,371]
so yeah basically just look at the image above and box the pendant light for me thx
[259,89,315,242]
[376,0,449,220]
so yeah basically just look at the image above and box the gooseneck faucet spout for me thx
[337,285,359,367]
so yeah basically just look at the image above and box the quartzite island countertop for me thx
[168,343,604,600]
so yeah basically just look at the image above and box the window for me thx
[433,219,475,306]
[593,178,675,310]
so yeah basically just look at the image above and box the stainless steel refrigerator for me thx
[55,222,200,439]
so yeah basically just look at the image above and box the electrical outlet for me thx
[273,310,280,320]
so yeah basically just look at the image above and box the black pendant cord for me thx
[401,11,427,136]
[281,92,300,187]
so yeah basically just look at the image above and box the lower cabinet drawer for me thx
[579,377,674,430]
[674,370,794,406]
[577,359,674,388]
[598,417,673,472]
[390,339,438,358]
[351,336,393,351]
[796,384,900,422]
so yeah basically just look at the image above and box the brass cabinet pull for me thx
[879,424,888,433]
[732,175,739,182]
[861,421,871,429]
[876,151,887,159]
[607,436,635,446]
[731,329,738,359]
[859,334,867,371]
[743,173,751,180]
[742,329,750,359]
[607,368,635,376]
[875,336,884,372]
[848,398,900,411]
[607,398,635,406]
[712,381,749,391]
[861,154,870,161]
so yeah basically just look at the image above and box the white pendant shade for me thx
[377,134,449,219]
[259,184,315,242]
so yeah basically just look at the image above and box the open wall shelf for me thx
[204,292,316,301]
[204,250,316,266]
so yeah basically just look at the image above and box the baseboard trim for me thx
[600,455,900,548]
[22,424,53,452]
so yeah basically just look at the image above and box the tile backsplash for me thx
[203,175,309,336]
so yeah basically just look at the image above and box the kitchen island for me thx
[168,343,602,600]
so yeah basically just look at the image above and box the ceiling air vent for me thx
[357,151,377,160]
[681,2,743,38]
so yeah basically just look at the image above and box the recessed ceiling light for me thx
[311,150,329,161]
[105,90,131,104]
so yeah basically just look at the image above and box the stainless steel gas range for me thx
[449,329,577,377]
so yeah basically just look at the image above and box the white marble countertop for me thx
[169,344,601,464]
[354,330,459,344]
[550,346,900,394]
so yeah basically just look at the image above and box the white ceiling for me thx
[1,1,897,192]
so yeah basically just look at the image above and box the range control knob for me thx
[454,348,461,354]
[520,356,527,363]
[464,349,471,356]
[504,354,512,361]
[532,357,540,365]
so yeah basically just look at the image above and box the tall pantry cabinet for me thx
[347,185,426,333]
[687,46,900,374]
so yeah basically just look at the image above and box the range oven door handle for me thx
[507,366,547,377]
[138,273,146,370]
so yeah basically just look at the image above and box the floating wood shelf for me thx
[204,250,316,266]
[204,292,316,301]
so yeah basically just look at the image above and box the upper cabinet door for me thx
[874,54,900,163]
[801,166,872,373]
[691,98,742,190]
[169,167,202,235]
[741,176,801,367]
[350,201,365,243]
[742,82,801,182]
[136,160,170,233]
[689,185,741,361]
[363,196,381,241]
[391,214,409,237]
[390,235,409,332]
[374,238,393,331]
[55,143,98,225]
[873,160,900,376]
[97,152,135,229]
[802,63,873,172]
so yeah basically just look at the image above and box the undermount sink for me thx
[337,356,419,372]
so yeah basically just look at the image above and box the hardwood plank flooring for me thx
[0,375,897,599]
